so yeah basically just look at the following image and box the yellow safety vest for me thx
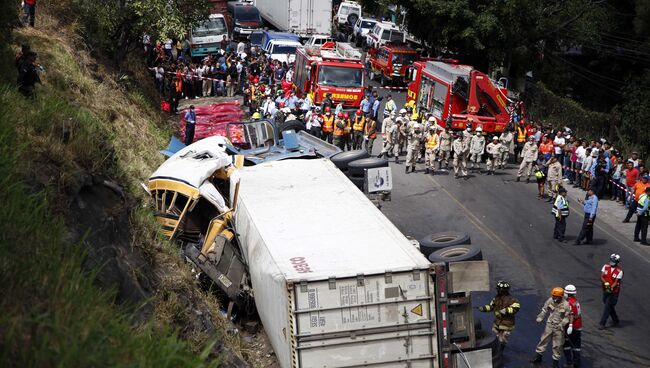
[425,134,438,150]
[352,116,365,131]
[516,126,526,143]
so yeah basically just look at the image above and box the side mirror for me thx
[226,120,277,152]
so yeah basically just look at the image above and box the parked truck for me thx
[254,0,332,37]
[148,119,498,367]
[407,60,511,133]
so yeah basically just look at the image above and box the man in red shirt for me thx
[599,254,622,329]
[22,0,36,27]
[623,173,648,222]
[563,285,582,368]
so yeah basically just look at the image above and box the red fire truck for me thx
[407,60,511,133]
[293,42,365,109]
[367,43,417,86]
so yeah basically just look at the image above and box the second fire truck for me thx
[293,42,365,109]
[407,60,511,133]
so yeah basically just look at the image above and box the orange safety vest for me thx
[175,79,183,93]
[352,116,365,131]
[516,125,526,143]
[333,119,346,136]
[425,134,438,150]
[322,114,334,133]
[365,119,376,138]
[343,119,352,135]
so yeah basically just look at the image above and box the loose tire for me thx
[419,232,471,257]
[279,120,305,133]
[347,13,358,28]
[347,157,389,177]
[428,243,482,263]
[330,150,369,171]
[349,175,365,189]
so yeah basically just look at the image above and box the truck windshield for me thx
[389,31,404,42]
[392,53,416,65]
[235,7,261,22]
[192,18,227,37]
[271,44,298,55]
[317,66,363,88]
[340,6,360,16]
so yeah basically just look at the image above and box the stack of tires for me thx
[330,150,388,191]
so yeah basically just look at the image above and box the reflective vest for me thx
[602,264,622,294]
[552,196,569,217]
[534,169,545,180]
[333,119,346,136]
[637,193,649,216]
[567,296,582,330]
[516,126,526,143]
[425,134,438,150]
[352,116,365,131]
[322,114,334,133]
[175,79,183,93]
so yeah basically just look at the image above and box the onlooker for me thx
[22,0,36,27]
[184,105,196,146]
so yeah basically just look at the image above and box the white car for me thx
[352,17,377,46]
[365,21,405,50]
[265,40,302,63]
[304,35,335,47]
[336,1,362,28]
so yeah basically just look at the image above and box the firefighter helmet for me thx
[253,77,260,84]
[496,280,510,290]
[337,112,344,118]
[551,287,564,298]
[399,108,407,114]
[325,106,331,113]
[564,284,577,295]
[428,116,436,122]
[476,127,483,132]
[609,253,621,264]
[356,110,362,116]
[278,102,285,108]
[344,112,350,119]
[260,85,266,92]
[252,112,261,120]
[492,136,498,141]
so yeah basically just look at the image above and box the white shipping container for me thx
[230,159,441,368]
[255,0,332,36]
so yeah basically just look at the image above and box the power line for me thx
[547,53,625,84]
[546,53,623,95]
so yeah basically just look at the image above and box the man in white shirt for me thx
[553,131,566,163]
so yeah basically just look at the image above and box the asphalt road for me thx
[369,84,650,368]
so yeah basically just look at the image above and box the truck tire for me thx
[419,232,471,257]
[347,157,389,177]
[349,175,365,189]
[279,120,305,133]
[330,150,370,171]
[428,244,482,263]
[347,13,358,27]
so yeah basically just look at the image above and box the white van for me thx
[365,21,405,50]
[336,1,362,27]
[189,14,229,58]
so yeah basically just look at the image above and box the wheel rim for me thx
[433,236,456,243]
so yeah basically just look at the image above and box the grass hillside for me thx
[0,9,249,368]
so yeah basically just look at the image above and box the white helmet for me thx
[609,253,621,264]
[476,127,483,132]
[399,108,407,114]
[564,284,577,295]
[428,116,436,122]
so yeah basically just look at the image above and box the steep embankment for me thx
[0,12,249,367]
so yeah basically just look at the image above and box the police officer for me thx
[479,280,521,352]
[424,125,440,175]
[452,132,469,178]
[531,287,572,368]
[552,187,570,242]
[485,136,502,175]
[469,127,486,173]
[438,127,452,170]
[599,254,622,329]
[405,121,423,174]
[633,187,650,245]
[574,189,598,245]
[563,285,582,368]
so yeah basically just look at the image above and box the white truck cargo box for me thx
[231,159,440,368]
[254,0,332,36]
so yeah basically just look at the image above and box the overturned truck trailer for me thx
[148,134,495,367]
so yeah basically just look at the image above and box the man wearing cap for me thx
[485,136,502,175]
[634,187,650,245]
[575,189,598,245]
[517,135,538,182]
[552,187,570,242]
[469,127,486,173]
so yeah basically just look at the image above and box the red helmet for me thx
[260,85,266,92]
[337,112,344,118]
[344,113,350,119]
[278,102,285,108]
[253,77,260,84]
[355,110,362,116]
[325,107,331,113]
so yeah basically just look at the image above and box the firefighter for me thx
[479,280,520,352]
[380,111,396,156]
[352,110,365,150]
[332,112,346,150]
[599,254,622,329]
[499,128,515,167]
[452,132,469,178]
[405,121,423,174]
[546,156,563,203]
[424,125,439,175]
[485,136,502,175]
[364,115,377,155]
[438,127,452,170]
[342,112,353,151]
[469,127,486,173]
[396,108,409,154]
[531,287,572,368]
[563,285,582,368]
[552,187,570,242]
[321,107,334,143]
[517,135,538,182]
